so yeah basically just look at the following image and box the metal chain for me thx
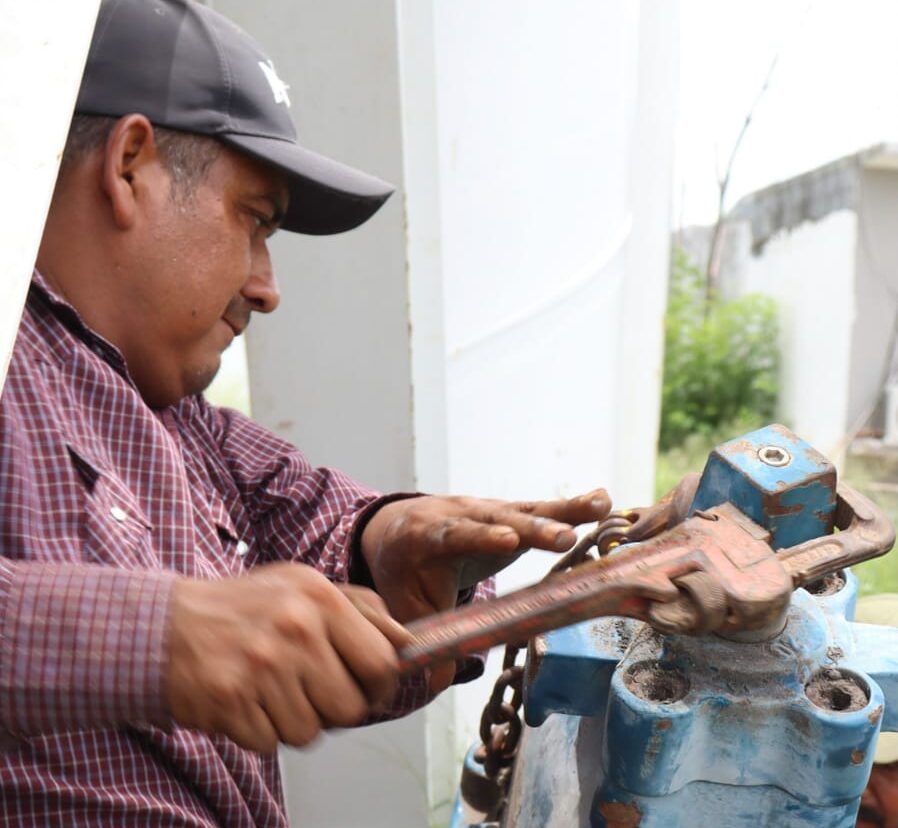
[468,484,700,818]
[471,510,644,821]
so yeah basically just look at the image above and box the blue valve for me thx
[451,425,898,828]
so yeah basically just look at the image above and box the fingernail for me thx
[592,498,608,510]
[555,529,575,545]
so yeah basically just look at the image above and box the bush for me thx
[659,248,779,451]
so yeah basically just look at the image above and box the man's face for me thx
[101,142,286,408]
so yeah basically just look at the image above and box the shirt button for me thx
[110,506,127,523]
[236,540,249,557]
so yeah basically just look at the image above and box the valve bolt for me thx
[758,445,792,467]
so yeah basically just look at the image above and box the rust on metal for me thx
[398,484,894,676]
[597,800,643,827]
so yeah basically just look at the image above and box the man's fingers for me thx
[216,697,279,755]
[441,489,612,554]
[325,592,402,711]
[442,515,518,551]
[301,640,373,727]
[428,661,457,695]
[338,585,413,649]
[447,508,575,553]
[510,488,612,526]
[257,672,323,748]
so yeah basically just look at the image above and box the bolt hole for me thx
[805,570,847,597]
[624,661,688,704]
[805,668,869,713]
[759,445,792,467]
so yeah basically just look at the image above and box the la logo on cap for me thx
[258,59,291,107]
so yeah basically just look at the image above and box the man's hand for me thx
[165,563,411,754]
[360,489,612,624]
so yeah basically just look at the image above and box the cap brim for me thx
[221,133,395,235]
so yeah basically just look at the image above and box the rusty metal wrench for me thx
[398,483,895,674]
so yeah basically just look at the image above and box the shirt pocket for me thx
[205,493,251,574]
[66,442,157,570]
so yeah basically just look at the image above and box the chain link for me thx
[468,499,689,820]
[467,481,700,820]
[471,510,648,821]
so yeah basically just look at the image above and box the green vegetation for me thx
[654,415,764,501]
[842,451,898,596]
[656,246,897,595]
[659,248,779,451]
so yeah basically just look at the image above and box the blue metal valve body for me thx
[449,425,898,828]
[689,424,837,549]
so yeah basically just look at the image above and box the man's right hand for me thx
[165,563,412,753]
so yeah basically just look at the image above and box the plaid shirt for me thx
[0,274,479,826]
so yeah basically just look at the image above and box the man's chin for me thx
[144,360,222,407]
[185,361,222,399]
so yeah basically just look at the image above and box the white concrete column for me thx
[222,1,678,824]
[210,2,437,825]
[0,0,100,389]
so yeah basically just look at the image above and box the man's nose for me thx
[242,249,280,314]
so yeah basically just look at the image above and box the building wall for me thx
[849,169,898,434]
[734,211,858,460]
[434,0,679,767]
[215,0,678,824]
[0,0,101,388]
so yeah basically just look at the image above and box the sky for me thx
[675,0,898,227]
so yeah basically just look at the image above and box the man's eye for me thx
[249,212,275,234]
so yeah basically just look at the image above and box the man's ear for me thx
[100,114,162,230]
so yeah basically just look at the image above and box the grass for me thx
[842,449,898,596]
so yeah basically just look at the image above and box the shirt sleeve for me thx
[192,399,495,704]
[0,560,175,744]
[193,398,380,583]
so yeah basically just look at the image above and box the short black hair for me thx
[60,115,222,198]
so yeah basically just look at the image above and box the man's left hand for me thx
[360,489,611,692]
[360,489,612,624]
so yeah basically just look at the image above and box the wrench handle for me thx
[399,570,647,674]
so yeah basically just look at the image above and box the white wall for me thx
[434,0,679,764]
[0,0,101,390]
[850,169,898,434]
[736,211,858,459]
[225,0,678,824]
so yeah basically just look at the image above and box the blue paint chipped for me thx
[690,425,836,549]
[450,426,897,828]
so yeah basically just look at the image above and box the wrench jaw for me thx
[634,505,793,639]
[634,483,896,640]
[594,472,702,553]
[399,455,896,674]
[777,484,897,590]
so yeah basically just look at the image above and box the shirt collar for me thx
[30,269,134,380]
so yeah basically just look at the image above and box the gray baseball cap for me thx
[76,0,394,235]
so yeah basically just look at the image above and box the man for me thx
[0,0,610,824]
